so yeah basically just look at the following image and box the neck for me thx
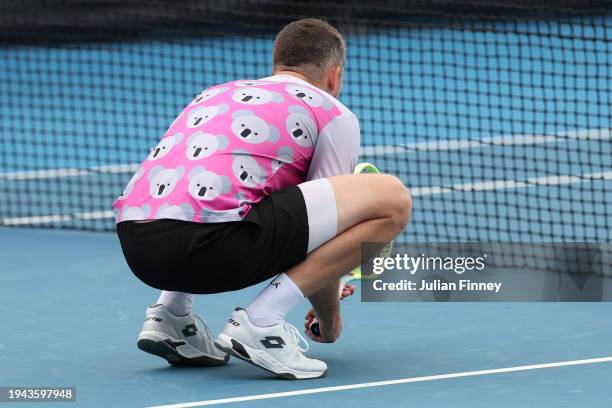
[273,70,315,86]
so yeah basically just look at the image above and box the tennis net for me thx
[1,1,611,244]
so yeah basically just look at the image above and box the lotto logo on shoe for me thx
[145,317,162,322]
[228,318,240,326]
[260,336,286,349]
[182,324,198,337]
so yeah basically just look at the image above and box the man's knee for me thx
[397,188,412,228]
[383,175,412,230]
[328,173,411,232]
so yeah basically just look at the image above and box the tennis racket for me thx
[309,162,394,337]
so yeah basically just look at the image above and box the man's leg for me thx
[289,174,411,340]
[246,173,410,326]
[289,174,411,294]
[118,221,229,366]
[215,173,410,378]
[156,291,193,316]
[248,173,410,328]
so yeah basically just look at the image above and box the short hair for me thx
[273,18,346,79]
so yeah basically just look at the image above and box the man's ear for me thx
[327,65,342,96]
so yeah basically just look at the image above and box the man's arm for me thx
[306,112,360,180]
[305,280,343,342]
[304,112,360,341]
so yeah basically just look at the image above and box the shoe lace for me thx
[193,314,214,340]
[281,322,310,353]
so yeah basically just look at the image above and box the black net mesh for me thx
[1,1,610,246]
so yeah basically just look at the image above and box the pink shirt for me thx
[112,75,360,223]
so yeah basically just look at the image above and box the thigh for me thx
[297,178,338,253]
[240,185,310,281]
[297,174,409,253]
[327,173,409,233]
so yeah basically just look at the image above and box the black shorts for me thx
[116,186,309,294]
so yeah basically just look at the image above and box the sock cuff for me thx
[274,273,304,299]
[157,291,193,316]
[158,291,193,305]
[245,273,304,327]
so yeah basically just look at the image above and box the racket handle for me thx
[309,321,321,336]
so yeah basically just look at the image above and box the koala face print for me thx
[230,110,280,144]
[272,146,295,173]
[186,104,229,128]
[120,204,151,221]
[231,150,267,188]
[234,191,252,207]
[286,85,332,110]
[232,87,284,105]
[156,203,195,221]
[286,106,317,147]
[200,206,244,222]
[186,133,228,160]
[148,165,185,199]
[188,166,232,201]
[148,133,183,161]
[190,87,229,105]
[118,167,145,200]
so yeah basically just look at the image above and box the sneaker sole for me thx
[137,338,229,367]
[214,334,326,380]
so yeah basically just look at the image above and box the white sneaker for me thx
[137,304,229,366]
[215,308,327,379]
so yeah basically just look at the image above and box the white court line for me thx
[1,210,115,226]
[146,356,612,408]
[410,171,612,196]
[1,128,610,226]
[2,171,611,226]
[0,163,140,181]
[0,128,609,181]
[360,127,611,155]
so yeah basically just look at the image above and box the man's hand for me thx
[340,282,356,299]
[304,309,342,343]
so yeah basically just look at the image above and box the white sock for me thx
[156,291,193,316]
[245,273,304,327]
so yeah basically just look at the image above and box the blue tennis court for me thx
[1,3,611,407]
[2,227,612,407]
